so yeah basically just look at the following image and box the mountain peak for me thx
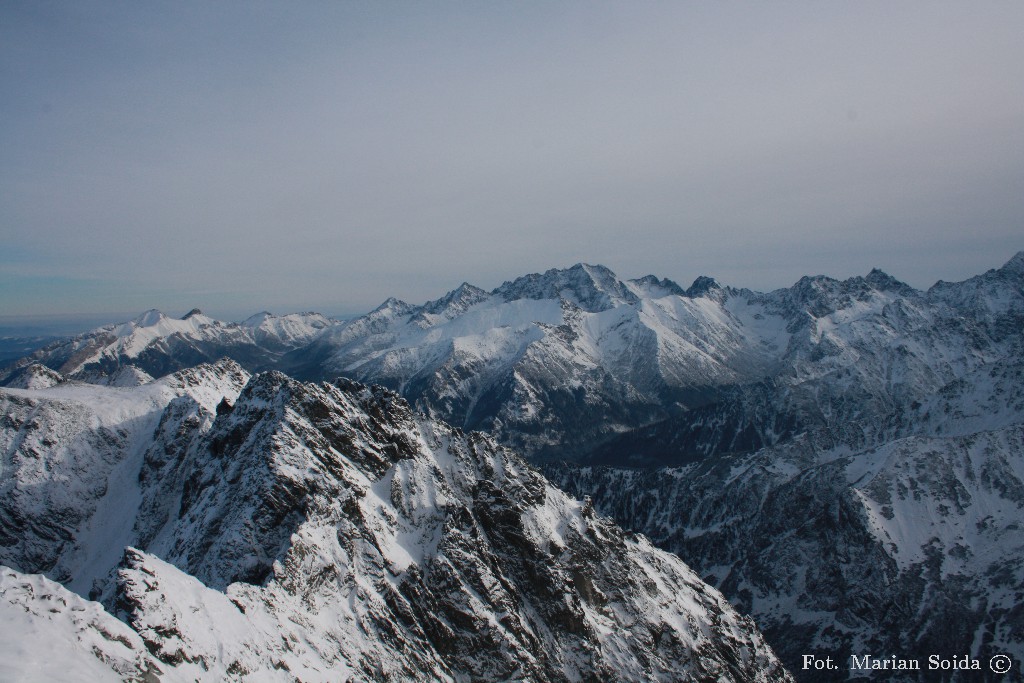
[864,268,916,295]
[182,308,204,320]
[370,296,414,317]
[3,363,66,389]
[685,276,721,298]
[419,282,490,317]
[132,309,165,327]
[493,263,638,311]
[629,275,687,297]
[241,311,274,327]
[1000,250,1024,275]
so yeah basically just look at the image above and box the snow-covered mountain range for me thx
[4,252,1023,679]
[0,309,335,386]
[4,265,798,461]
[537,254,1024,678]
[0,361,789,681]
[278,264,794,461]
[10,257,1023,468]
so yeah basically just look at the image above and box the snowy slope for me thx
[0,565,180,683]
[0,359,251,599]
[281,263,792,461]
[0,367,791,681]
[0,309,338,384]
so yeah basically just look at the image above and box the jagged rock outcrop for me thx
[0,367,790,681]
[2,362,66,389]
[0,359,251,598]
[549,425,1024,681]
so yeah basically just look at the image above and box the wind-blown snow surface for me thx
[0,367,790,681]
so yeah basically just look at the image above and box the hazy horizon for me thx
[3,2,1022,319]
[2,249,1021,339]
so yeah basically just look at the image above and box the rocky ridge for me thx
[0,364,790,681]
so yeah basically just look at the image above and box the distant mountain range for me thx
[1,309,335,384]
[9,255,1023,464]
[3,252,1023,679]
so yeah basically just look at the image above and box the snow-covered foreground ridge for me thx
[0,362,790,681]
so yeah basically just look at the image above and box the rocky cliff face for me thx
[549,425,1024,680]
[0,365,789,681]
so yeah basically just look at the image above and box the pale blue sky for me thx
[2,1,1022,319]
